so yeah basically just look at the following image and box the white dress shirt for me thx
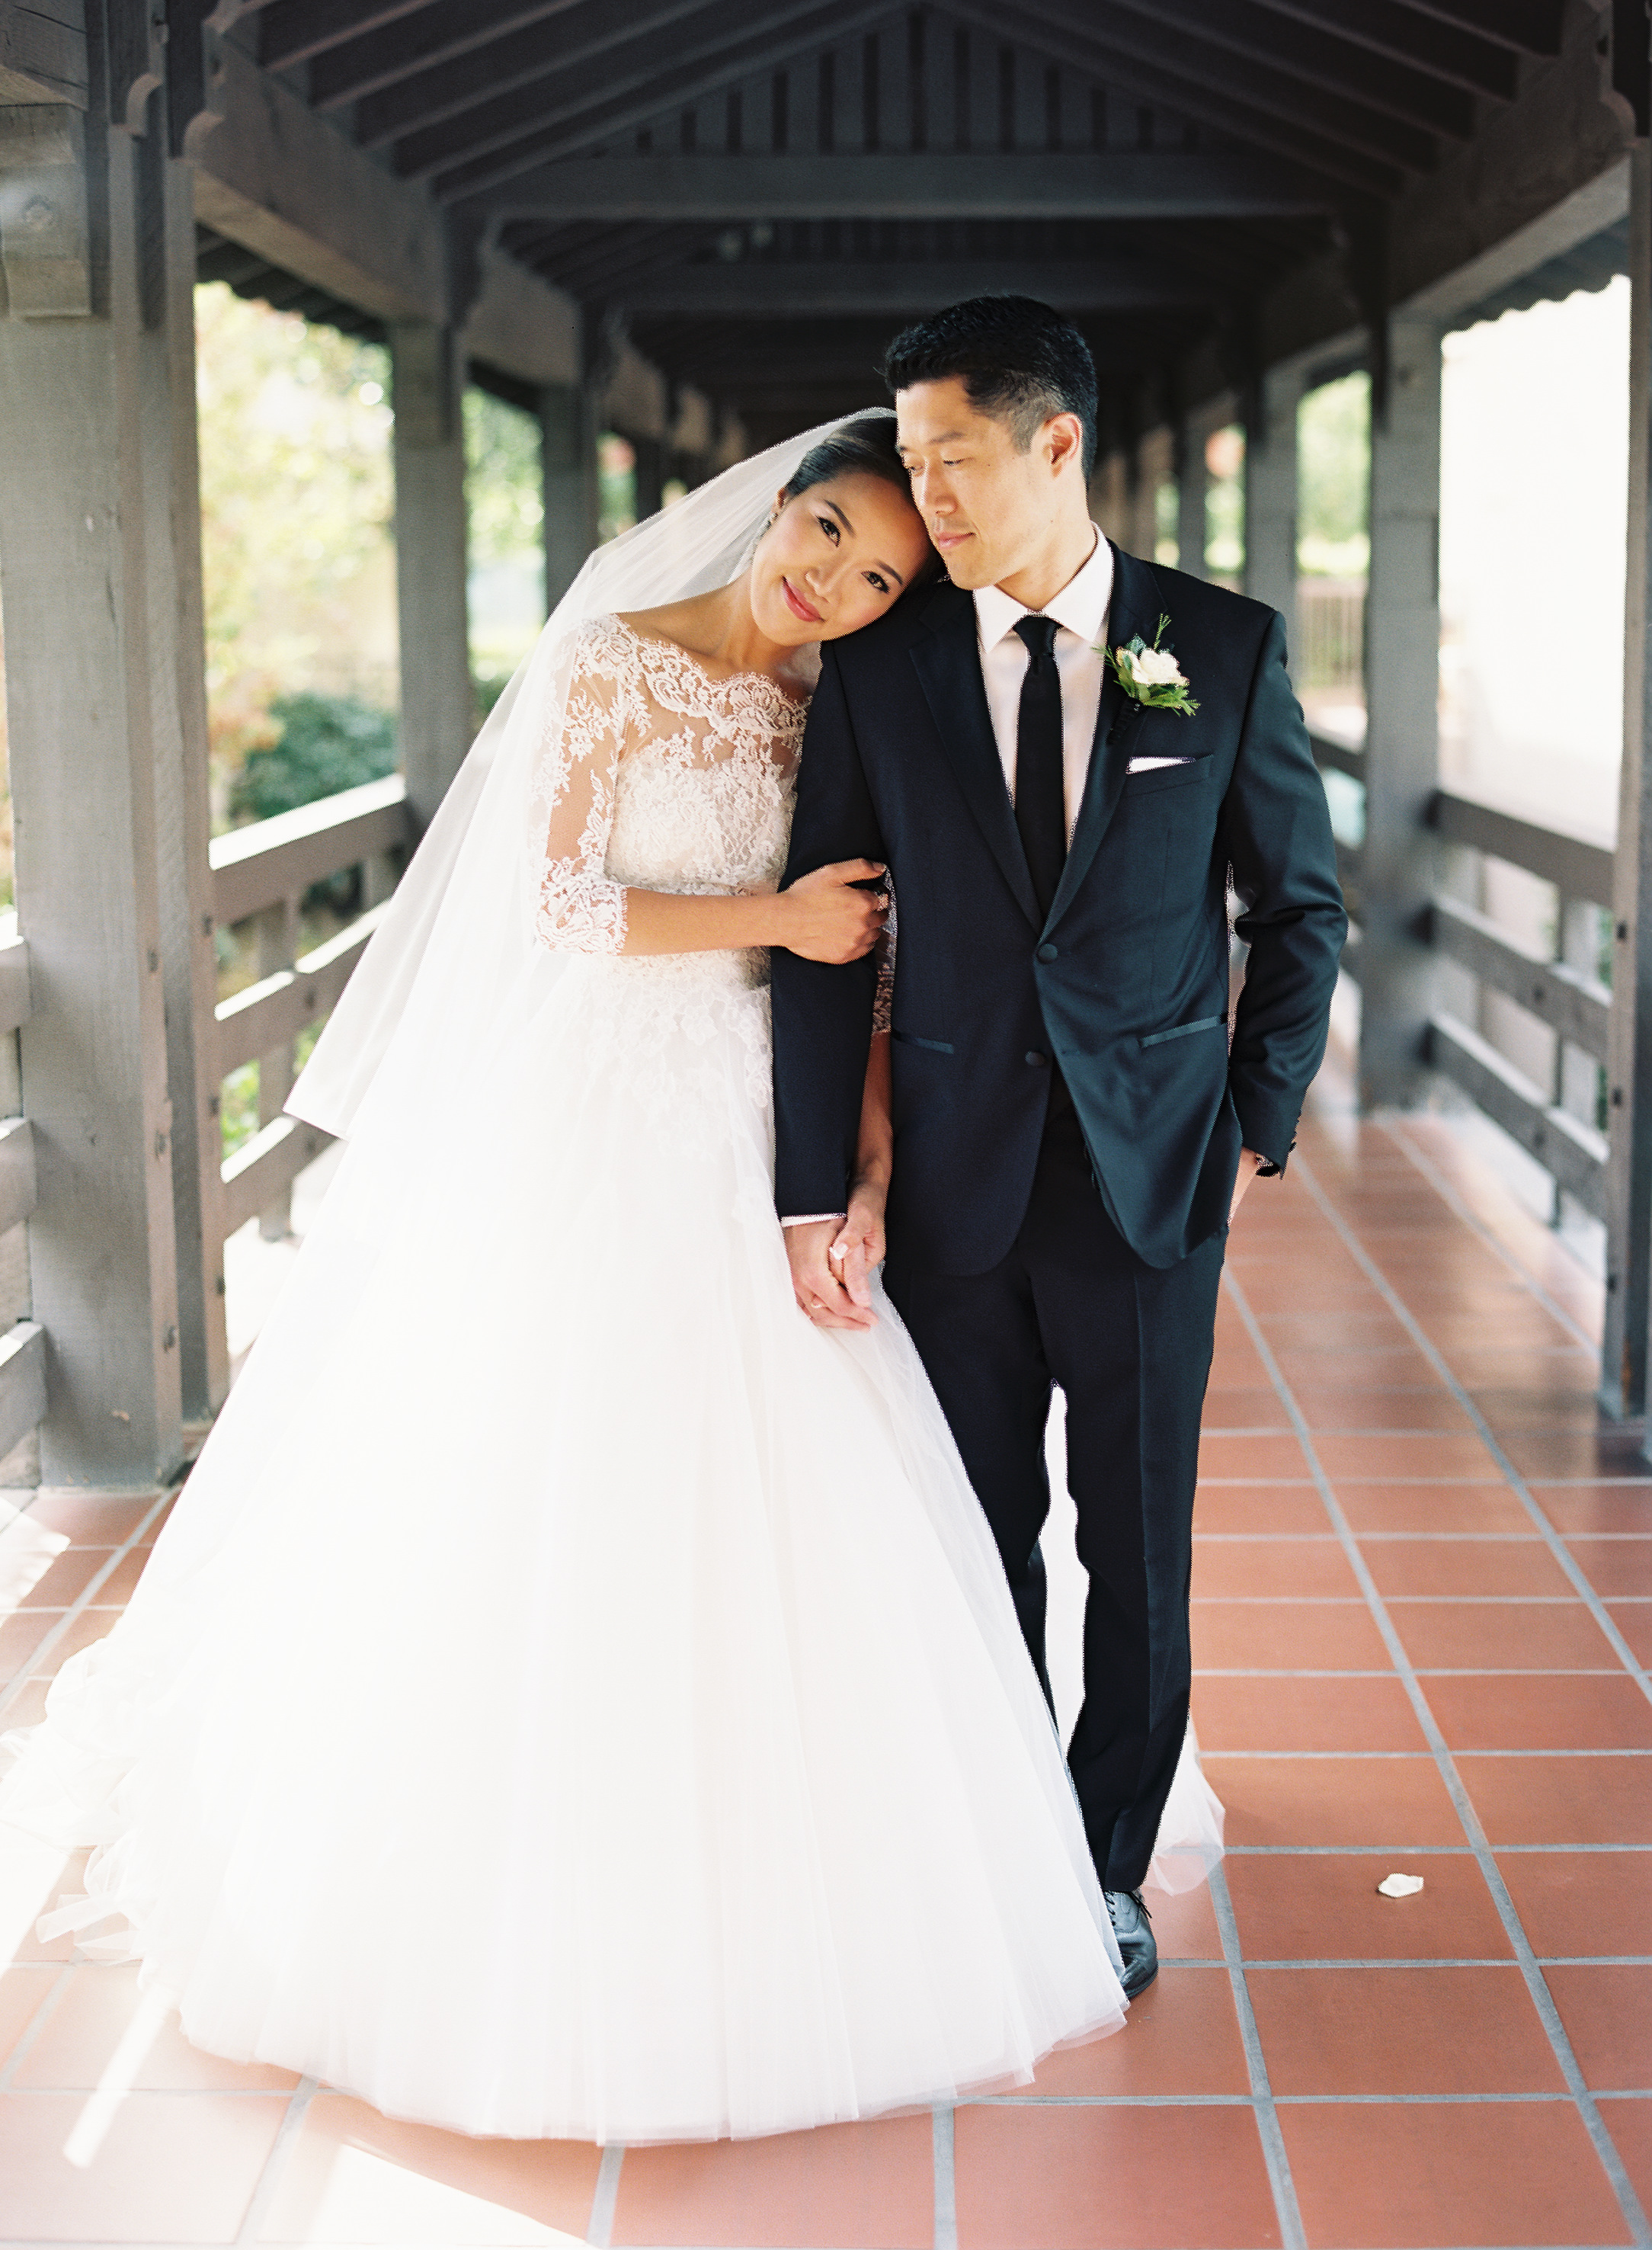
[974,525,1113,840]
[783,530,1125,1231]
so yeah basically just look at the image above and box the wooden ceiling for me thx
[213,0,1580,444]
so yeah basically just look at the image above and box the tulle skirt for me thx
[0,948,1215,2143]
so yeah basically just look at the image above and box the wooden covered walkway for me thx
[1,1048,1647,2250]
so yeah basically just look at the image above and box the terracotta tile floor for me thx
[0,1071,1648,2248]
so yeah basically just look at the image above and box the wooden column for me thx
[0,98,187,1486]
[1243,361,1301,647]
[541,380,594,611]
[1608,143,1652,1418]
[154,133,229,1425]
[390,321,472,833]
[1131,428,1170,562]
[1176,415,1206,579]
[1358,312,1442,1112]
[630,434,663,522]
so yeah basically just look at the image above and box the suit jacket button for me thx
[1025,1050,1047,1067]
[1037,942,1059,963]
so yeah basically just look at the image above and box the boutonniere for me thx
[1099,614,1199,717]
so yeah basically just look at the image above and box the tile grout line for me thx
[0,1492,174,1725]
[587,2142,624,2248]
[0,1960,73,2093]
[231,2073,317,2247]
[930,2102,956,2250]
[1205,1857,1308,2250]
[1226,1842,1652,1853]
[1289,1155,1652,1704]
[1378,1117,1600,1353]
[962,2088,1652,2106]
[1224,1262,1652,2250]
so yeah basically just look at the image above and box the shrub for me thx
[231,692,398,825]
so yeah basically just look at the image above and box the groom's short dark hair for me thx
[881,296,1099,477]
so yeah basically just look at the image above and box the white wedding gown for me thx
[0,617,1217,2146]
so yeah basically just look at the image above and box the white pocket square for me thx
[1126,755,1194,774]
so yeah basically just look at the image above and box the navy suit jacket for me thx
[771,545,1347,1274]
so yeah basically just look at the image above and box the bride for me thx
[0,413,1215,2146]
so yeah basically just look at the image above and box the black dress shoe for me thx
[1105,1888,1157,1997]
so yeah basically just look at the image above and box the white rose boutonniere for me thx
[1100,613,1199,717]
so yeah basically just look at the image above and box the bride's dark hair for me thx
[780,413,939,585]
[780,414,910,505]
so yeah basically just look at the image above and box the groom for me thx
[773,296,1344,1995]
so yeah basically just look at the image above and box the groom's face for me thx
[895,377,1084,592]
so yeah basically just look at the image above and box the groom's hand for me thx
[1230,1149,1268,1223]
[786,1219,877,1331]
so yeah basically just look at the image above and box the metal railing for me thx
[208,775,411,1241]
[1311,733,1613,1219]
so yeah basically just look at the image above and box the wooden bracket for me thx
[0,101,91,315]
[164,0,245,159]
[107,0,165,136]
[1602,0,1652,139]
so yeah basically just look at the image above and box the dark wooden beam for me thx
[390,0,879,179]
[1093,0,1477,136]
[258,0,444,71]
[1398,0,1564,55]
[607,258,1221,312]
[1245,0,1518,98]
[306,0,592,104]
[1002,0,1437,171]
[940,0,1405,197]
[467,152,1340,221]
[342,0,749,135]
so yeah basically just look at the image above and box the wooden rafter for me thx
[466,152,1339,221]
[1239,0,1518,96]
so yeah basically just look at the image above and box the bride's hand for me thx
[831,1177,888,1312]
[778,861,888,963]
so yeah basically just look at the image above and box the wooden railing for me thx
[0,931,46,1459]
[0,782,410,1468]
[208,775,412,1240]
[1311,734,1612,1219]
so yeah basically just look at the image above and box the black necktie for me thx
[1013,614,1066,918]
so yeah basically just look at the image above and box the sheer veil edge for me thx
[287,412,884,1144]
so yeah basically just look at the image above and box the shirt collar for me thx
[973,525,1114,653]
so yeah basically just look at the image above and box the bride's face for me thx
[750,473,933,647]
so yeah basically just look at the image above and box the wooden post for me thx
[0,96,186,1486]
[1176,413,1206,579]
[255,895,298,1241]
[1243,361,1301,650]
[152,129,229,1425]
[541,379,594,611]
[1132,428,1170,562]
[390,321,472,834]
[1608,142,1652,1418]
[1358,312,1442,1112]
[632,433,664,522]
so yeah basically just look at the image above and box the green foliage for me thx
[465,389,544,566]
[194,284,398,795]
[230,692,398,824]
[221,1062,260,1161]
[1298,372,1370,576]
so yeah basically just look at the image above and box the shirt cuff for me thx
[780,1213,847,1227]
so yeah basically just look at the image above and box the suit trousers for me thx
[885,1098,1225,1893]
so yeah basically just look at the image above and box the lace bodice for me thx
[533,615,806,954]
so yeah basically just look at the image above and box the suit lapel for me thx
[1047,543,1158,928]
[908,578,1041,928]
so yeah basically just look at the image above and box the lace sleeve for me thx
[533,622,633,954]
[872,883,895,1037]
